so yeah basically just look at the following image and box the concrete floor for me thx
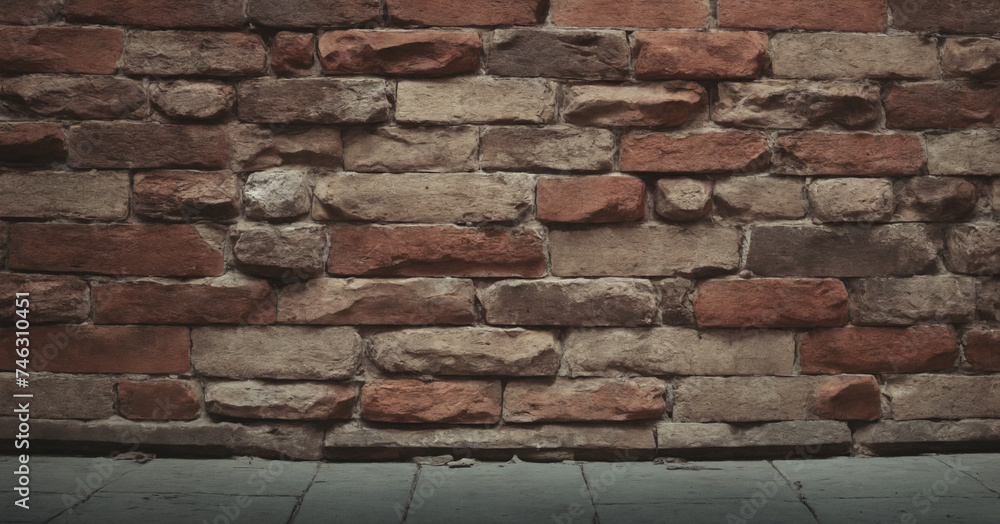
[2,454,999,523]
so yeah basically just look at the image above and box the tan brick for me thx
[621,132,769,174]
[243,168,312,221]
[772,34,939,80]
[855,420,1000,455]
[0,274,89,324]
[657,420,851,457]
[808,178,894,223]
[397,77,556,124]
[654,178,713,222]
[122,31,266,77]
[229,125,342,172]
[387,0,544,27]
[481,126,615,172]
[0,326,190,374]
[504,378,667,423]
[978,280,1000,321]
[232,224,327,279]
[343,127,478,173]
[887,375,1000,420]
[774,133,926,176]
[1,75,146,120]
[93,276,277,325]
[277,278,475,325]
[150,81,235,121]
[713,176,806,222]
[550,225,740,277]
[0,170,128,220]
[562,82,706,127]
[927,130,1000,176]
[695,278,848,328]
[800,326,959,374]
[489,29,629,81]
[537,175,645,223]
[551,0,705,28]
[720,0,886,31]
[893,177,977,223]
[118,379,200,421]
[206,381,355,420]
[237,78,390,124]
[945,224,1000,275]
[134,170,240,222]
[942,38,1000,82]
[191,326,361,380]
[478,278,658,327]
[319,30,480,76]
[0,373,113,419]
[0,26,123,74]
[562,328,796,377]
[848,277,976,326]
[360,379,501,424]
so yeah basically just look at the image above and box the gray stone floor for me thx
[2,454,999,523]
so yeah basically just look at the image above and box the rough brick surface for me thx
[191,326,361,380]
[481,126,615,172]
[0,326,190,374]
[964,329,1000,372]
[894,177,977,223]
[774,133,926,176]
[388,0,544,27]
[695,279,848,328]
[93,276,277,325]
[713,80,881,130]
[654,178,713,222]
[119,379,200,421]
[719,0,887,31]
[271,32,314,76]
[562,82,706,127]
[621,132,769,174]
[150,81,235,121]
[238,79,390,124]
[1,76,146,120]
[0,170,129,220]
[343,127,478,173]
[479,279,659,327]
[62,0,244,28]
[0,373,113,420]
[360,380,502,424]
[658,420,851,455]
[808,178,894,223]
[369,328,560,376]
[945,224,1000,275]
[206,381,356,420]
[319,31,481,76]
[634,32,769,80]
[943,38,1000,82]
[67,123,230,170]
[489,29,629,81]
[0,27,123,74]
[0,0,60,24]
[799,326,959,374]
[551,0,705,28]
[772,34,939,80]
[0,123,66,164]
[811,376,882,422]
[886,82,1000,130]
[328,226,546,278]
[243,169,312,222]
[122,31,266,77]
[250,0,379,27]
[927,131,1000,176]
[133,170,240,222]
[537,176,646,223]
[229,125,342,172]
[397,78,556,124]
[713,176,806,222]
[503,378,667,422]
[10,223,224,277]
[0,274,89,324]
[231,224,327,279]
[848,277,976,326]
[888,0,1000,34]
[887,375,1000,420]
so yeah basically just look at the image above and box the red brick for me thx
[503,378,667,423]
[695,279,849,328]
[773,133,926,176]
[720,0,887,31]
[118,379,200,421]
[328,226,547,278]
[885,82,1000,130]
[133,170,240,222]
[250,0,379,28]
[551,0,706,28]
[0,26,123,74]
[62,0,244,28]
[388,0,544,27]
[272,32,314,75]
[0,326,190,374]
[0,274,89,324]
[66,123,230,170]
[888,0,1000,34]
[0,123,65,164]
[800,326,959,374]
[93,278,276,325]
[634,32,769,80]
[0,0,60,24]
[621,132,769,174]
[537,176,646,223]
[810,376,881,421]
[360,379,501,424]
[319,30,481,76]
[10,223,224,277]
[964,329,1000,373]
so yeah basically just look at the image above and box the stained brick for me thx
[945,224,1000,275]
[634,32,769,80]
[888,0,1000,34]
[695,279,848,328]
[229,125,342,172]
[714,80,881,130]
[0,26,123,74]
[319,30,481,76]
[133,170,241,222]
[562,82,707,127]
[772,34,939,80]
[894,177,977,223]
[0,326,190,374]
[360,380,501,424]
[0,123,65,164]
[62,0,244,28]
[0,0,60,24]
[964,329,1000,372]
[93,277,277,325]
[66,123,229,170]
[118,379,200,421]
[800,326,959,374]
[773,133,926,176]
[621,132,769,174]
[0,274,89,324]
[122,31,267,77]
[537,175,646,223]
[1,75,146,120]
[478,279,658,327]
[942,38,1000,82]
[504,378,667,422]
[0,373,114,419]
[238,78,390,124]
[885,82,1000,129]
[489,29,629,81]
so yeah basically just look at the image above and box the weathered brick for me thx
[964,329,1000,372]
[370,327,560,376]
[713,80,881,130]
[0,0,60,24]
[927,130,1000,176]
[397,78,555,125]
[206,381,355,420]
[886,82,1000,130]
[855,420,1000,455]
[0,326,190,374]
[93,276,277,325]
[654,178,713,222]
[0,170,129,220]
[343,127,478,173]
[621,132,769,174]
[946,224,1000,275]
[191,326,361,380]
[0,122,65,164]
[774,133,925,176]
[634,31,769,80]
[63,0,243,28]
[329,226,546,278]
[229,125,342,172]
[894,177,977,223]
[0,373,113,419]
[943,38,1000,82]
[314,173,534,224]
[481,126,615,172]
[719,0,886,31]
[658,278,696,326]
[551,0,705,28]
[550,225,741,277]
[747,224,942,278]
[887,375,1000,420]
[714,176,806,222]
[504,378,667,423]
[888,0,1000,34]
[134,170,240,222]
[388,0,544,27]
[479,279,658,327]
[250,0,379,27]
[238,78,390,124]
[150,81,235,121]
[537,175,646,223]
[10,223,224,277]
[277,278,475,325]
[243,169,312,221]
[0,274,89,324]
[489,29,629,81]
[319,30,480,76]
[0,222,6,265]
[67,122,229,169]
[695,278,848,328]
[800,326,959,374]
[657,420,851,457]
[674,376,881,422]
[808,178,894,223]
[0,26,123,74]
[772,34,938,80]
[123,31,265,76]
[1,75,145,120]
[978,280,1000,321]
[360,379,501,424]
[562,82,706,127]
[271,32,314,76]
[848,277,976,326]
[118,379,200,421]
[232,224,327,279]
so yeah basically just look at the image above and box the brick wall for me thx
[1,0,999,461]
